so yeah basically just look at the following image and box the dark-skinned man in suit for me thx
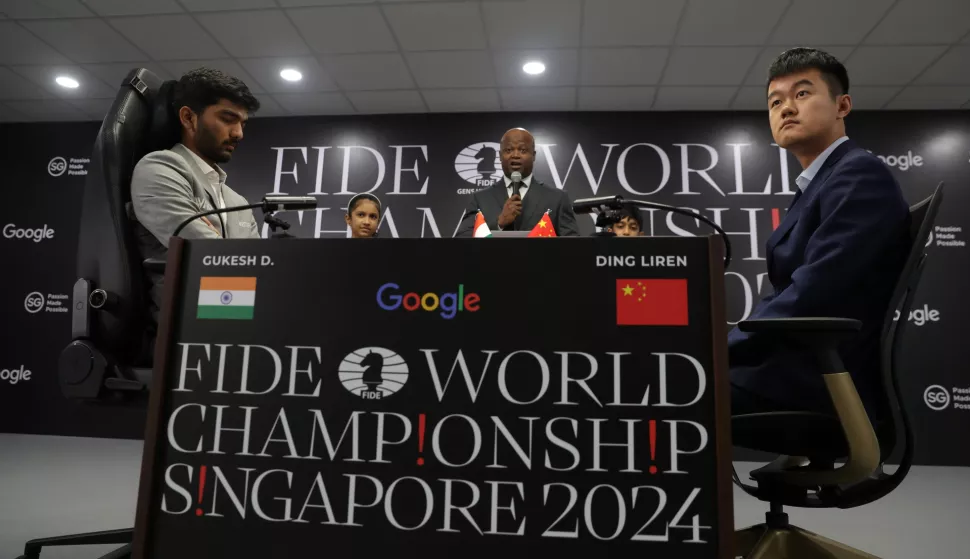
[729,48,910,421]
[456,128,579,237]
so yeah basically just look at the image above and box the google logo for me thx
[376,282,480,320]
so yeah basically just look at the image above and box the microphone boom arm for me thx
[630,200,732,269]
[172,203,261,238]
[573,195,733,269]
[172,195,318,238]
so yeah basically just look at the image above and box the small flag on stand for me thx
[527,210,557,237]
[473,210,492,238]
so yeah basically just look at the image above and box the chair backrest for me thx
[75,68,179,363]
[840,182,943,507]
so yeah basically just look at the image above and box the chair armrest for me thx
[735,316,881,488]
[738,317,861,375]
[143,258,166,273]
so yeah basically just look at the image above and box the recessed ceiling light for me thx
[522,61,546,75]
[280,68,303,82]
[55,76,79,89]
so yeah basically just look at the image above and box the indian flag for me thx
[197,277,257,320]
[474,211,492,238]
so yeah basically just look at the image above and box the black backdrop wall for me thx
[1,111,967,465]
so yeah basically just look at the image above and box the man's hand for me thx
[497,193,522,229]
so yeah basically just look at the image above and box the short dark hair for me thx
[173,67,260,115]
[616,204,643,230]
[766,47,849,98]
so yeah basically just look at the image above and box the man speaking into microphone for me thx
[456,128,579,237]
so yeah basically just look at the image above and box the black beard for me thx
[197,123,233,164]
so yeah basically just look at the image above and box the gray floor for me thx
[1,434,966,559]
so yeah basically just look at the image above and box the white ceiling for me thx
[0,0,968,121]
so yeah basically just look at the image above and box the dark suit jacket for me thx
[454,179,580,237]
[728,139,910,417]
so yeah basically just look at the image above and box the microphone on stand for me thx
[261,195,317,212]
[172,195,318,238]
[572,195,733,269]
[507,171,524,231]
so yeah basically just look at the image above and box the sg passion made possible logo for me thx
[376,282,480,319]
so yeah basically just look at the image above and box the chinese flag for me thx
[527,212,557,237]
[615,279,688,326]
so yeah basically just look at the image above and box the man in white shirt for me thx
[133,68,261,248]
[131,68,262,354]
[456,128,579,237]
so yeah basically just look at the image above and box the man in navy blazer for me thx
[729,48,910,419]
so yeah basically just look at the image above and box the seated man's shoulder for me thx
[135,147,186,170]
[132,148,192,188]
[838,145,894,178]
[828,145,907,210]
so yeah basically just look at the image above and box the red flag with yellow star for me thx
[616,279,688,325]
[527,211,557,237]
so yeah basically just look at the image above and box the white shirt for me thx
[181,143,228,209]
[795,136,849,192]
[503,173,533,199]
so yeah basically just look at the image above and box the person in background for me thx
[346,193,382,238]
[606,205,645,237]
[728,48,910,419]
[131,67,261,359]
[455,128,580,237]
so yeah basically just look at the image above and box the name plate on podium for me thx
[133,237,732,558]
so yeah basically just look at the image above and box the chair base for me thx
[736,523,880,559]
[17,528,132,559]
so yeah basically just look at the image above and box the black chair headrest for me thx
[146,79,180,156]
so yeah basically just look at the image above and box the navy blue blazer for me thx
[728,139,910,417]
[454,179,580,237]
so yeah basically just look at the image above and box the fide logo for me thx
[454,142,502,190]
[338,347,409,400]
[924,385,950,411]
[48,157,67,177]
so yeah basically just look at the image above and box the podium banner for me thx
[132,237,732,558]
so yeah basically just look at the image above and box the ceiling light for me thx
[55,76,79,89]
[522,61,546,75]
[280,68,303,82]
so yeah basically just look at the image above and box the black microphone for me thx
[506,171,524,231]
[510,170,523,194]
[262,195,317,212]
[573,195,733,269]
[172,195,318,238]
[572,195,626,214]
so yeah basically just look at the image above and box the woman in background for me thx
[345,193,382,238]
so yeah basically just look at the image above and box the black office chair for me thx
[17,68,178,559]
[57,68,178,402]
[732,182,944,559]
